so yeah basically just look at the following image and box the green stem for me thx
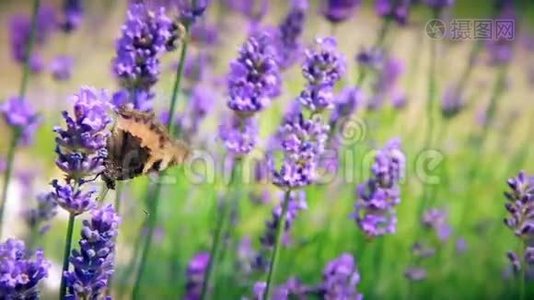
[59,213,76,299]
[201,160,242,299]
[519,240,526,300]
[168,26,190,135]
[131,182,162,299]
[114,182,122,213]
[263,190,291,300]
[0,0,40,236]
[131,24,191,297]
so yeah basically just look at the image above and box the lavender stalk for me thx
[0,0,41,234]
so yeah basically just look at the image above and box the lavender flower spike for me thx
[64,205,120,299]
[504,171,534,239]
[354,138,405,237]
[227,31,281,116]
[318,253,363,300]
[112,3,181,111]
[0,238,51,299]
[0,96,41,146]
[185,252,210,300]
[275,0,308,70]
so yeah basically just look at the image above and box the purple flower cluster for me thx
[0,239,50,299]
[260,191,307,248]
[180,84,215,139]
[354,138,405,237]
[274,0,308,70]
[51,87,111,215]
[504,171,534,240]
[64,205,120,299]
[253,277,309,300]
[441,84,465,118]
[320,0,361,24]
[422,208,452,242]
[330,86,363,124]
[184,252,210,300]
[375,0,410,25]
[300,37,346,111]
[0,96,41,146]
[176,0,210,25]
[112,3,181,111]
[222,30,281,156]
[9,6,56,73]
[368,55,405,110]
[227,32,281,115]
[24,192,58,235]
[318,253,362,300]
[60,0,83,32]
[272,113,329,189]
[225,0,269,24]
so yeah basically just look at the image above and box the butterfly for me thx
[101,106,190,189]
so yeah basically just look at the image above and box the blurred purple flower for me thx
[185,252,210,300]
[190,22,219,46]
[319,253,362,300]
[0,239,50,299]
[356,47,385,70]
[54,87,111,181]
[422,208,452,241]
[176,0,210,25]
[9,6,56,68]
[227,0,269,23]
[64,205,120,299]
[391,90,407,109]
[354,138,405,237]
[50,55,74,81]
[441,84,464,118]
[330,86,363,124]
[375,0,410,25]
[227,31,281,116]
[181,84,215,138]
[0,96,41,146]
[404,267,427,281]
[274,0,308,70]
[60,0,83,32]
[219,115,258,156]
[24,192,58,235]
[112,3,181,111]
[320,0,361,24]
[486,40,513,66]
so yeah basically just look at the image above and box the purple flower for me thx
[0,96,41,146]
[260,191,307,248]
[404,267,427,281]
[54,87,111,180]
[272,113,329,189]
[9,6,56,68]
[112,3,181,111]
[185,252,210,300]
[227,31,281,115]
[319,253,362,300]
[441,84,465,118]
[302,37,346,88]
[219,115,258,156]
[190,22,219,46]
[64,205,120,299]
[24,192,58,234]
[422,208,452,241]
[356,47,386,70]
[0,239,50,299]
[321,0,361,24]
[354,139,405,237]
[486,39,513,66]
[50,55,74,81]
[176,0,210,25]
[330,86,363,124]
[423,0,455,9]
[504,171,534,239]
[50,180,95,215]
[253,277,307,300]
[375,0,410,25]
[274,0,308,69]
[60,0,83,32]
